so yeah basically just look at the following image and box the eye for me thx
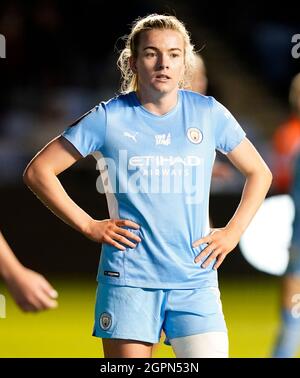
[145,52,156,58]
[170,53,180,58]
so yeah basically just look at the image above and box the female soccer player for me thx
[23,14,272,357]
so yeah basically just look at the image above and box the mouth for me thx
[155,74,171,80]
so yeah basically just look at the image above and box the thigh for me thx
[163,286,227,345]
[102,338,153,358]
[170,332,228,358]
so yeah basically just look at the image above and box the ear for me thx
[129,56,137,73]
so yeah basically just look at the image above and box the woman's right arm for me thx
[23,136,141,250]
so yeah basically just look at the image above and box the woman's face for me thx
[132,29,185,96]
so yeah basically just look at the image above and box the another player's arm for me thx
[23,136,141,250]
[193,138,272,269]
[0,231,58,311]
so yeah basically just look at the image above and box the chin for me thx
[151,83,174,94]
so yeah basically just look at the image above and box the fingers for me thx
[25,274,58,311]
[115,219,140,229]
[18,292,57,312]
[213,254,226,270]
[103,235,126,251]
[19,286,58,312]
[194,247,227,270]
[105,230,140,250]
[201,249,221,268]
[112,233,137,249]
[192,235,212,248]
[35,290,58,310]
[194,244,217,263]
[49,289,58,299]
[104,219,142,250]
[39,277,59,299]
[193,228,235,269]
[19,302,38,312]
[116,227,141,243]
[192,229,217,248]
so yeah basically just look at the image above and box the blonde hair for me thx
[185,53,208,94]
[289,73,300,112]
[117,14,196,93]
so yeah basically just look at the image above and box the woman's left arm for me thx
[193,138,273,269]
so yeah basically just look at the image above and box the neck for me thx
[136,87,179,116]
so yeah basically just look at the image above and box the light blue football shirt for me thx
[62,90,246,289]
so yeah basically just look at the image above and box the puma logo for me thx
[124,131,138,142]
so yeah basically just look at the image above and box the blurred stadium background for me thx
[0,0,299,357]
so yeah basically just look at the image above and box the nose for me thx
[157,54,169,69]
[158,63,169,69]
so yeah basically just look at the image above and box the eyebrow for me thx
[143,46,182,52]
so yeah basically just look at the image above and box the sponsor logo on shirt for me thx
[95,151,204,204]
[155,133,171,145]
[129,155,201,167]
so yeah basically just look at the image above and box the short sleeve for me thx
[61,103,106,157]
[210,97,246,154]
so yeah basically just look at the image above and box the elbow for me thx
[247,164,273,189]
[23,159,55,189]
[265,166,273,187]
[23,161,40,188]
[261,165,273,191]
[23,163,33,187]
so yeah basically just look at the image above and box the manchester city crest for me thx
[187,127,203,144]
[100,312,112,330]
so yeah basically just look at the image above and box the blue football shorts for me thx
[92,283,227,345]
